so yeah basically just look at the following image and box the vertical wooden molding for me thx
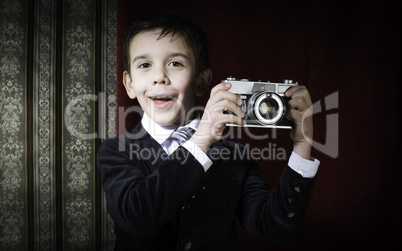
[103,0,117,249]
[33,0,58,250]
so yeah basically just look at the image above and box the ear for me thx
[122,71,136,99]
[195,68,212,97]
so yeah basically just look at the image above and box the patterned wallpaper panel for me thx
[0,0,117,250]
[0,0,27,249]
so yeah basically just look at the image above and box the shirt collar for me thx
[141,112,200,145]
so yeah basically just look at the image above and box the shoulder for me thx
[98,123,151,154]
[98,135,125,154]
[97,135,131,166]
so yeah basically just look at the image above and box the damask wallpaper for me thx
[0,0,117,250]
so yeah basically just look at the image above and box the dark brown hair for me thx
[123,11,210,76]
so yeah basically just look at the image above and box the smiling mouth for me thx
[149,95,176,109]
[149,95,176,101]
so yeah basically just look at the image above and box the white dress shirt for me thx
[141,112,319,177]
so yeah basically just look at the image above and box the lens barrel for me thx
[248,92,285,125]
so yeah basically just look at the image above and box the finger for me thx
[209,89,242,106]
[214,113,245,126]
[292,88,310,101]
[287,96,310,112]
[213,99,245,118]
[285,86,312,107]
[285,107,301,122]
[284,85,303,97]
[227,113,246,126]
[210,82,232,97]
[285,85,307,97]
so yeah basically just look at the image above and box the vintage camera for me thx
[224,77,298,129]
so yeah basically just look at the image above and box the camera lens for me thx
[249,92,285,125]
[259,100,274,116]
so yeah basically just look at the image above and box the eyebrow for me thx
[132,54,149,64]
[132,52,190,64]
[168,52,190,61]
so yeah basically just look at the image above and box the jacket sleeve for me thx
[97,137,206,240]
[236,161,316,246]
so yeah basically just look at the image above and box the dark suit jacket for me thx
[97,123,316,251]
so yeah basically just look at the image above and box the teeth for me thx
[150,96,175,100]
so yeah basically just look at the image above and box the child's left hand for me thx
[284,85,313,160]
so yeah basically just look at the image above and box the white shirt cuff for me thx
[182,140,213,172]
[288,151,320,178]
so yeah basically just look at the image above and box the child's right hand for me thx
[190,82,246,152]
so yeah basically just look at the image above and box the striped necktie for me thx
[170,127,195,146]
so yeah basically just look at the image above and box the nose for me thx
[153,79,166,85]
[153,68,170,85]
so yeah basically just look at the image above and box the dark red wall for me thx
[116,0,401,250]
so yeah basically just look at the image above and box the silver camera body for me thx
[224,77,298,129]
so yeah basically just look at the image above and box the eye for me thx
[139,63,151,68]
[168,61,183,67]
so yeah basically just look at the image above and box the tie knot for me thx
[170,127,195,146]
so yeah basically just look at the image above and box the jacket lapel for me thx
[128,123,167,174]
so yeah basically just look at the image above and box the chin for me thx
[144,102,193,126]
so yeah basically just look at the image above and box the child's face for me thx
[123,30,200,126]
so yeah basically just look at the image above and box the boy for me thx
[97,11,320,251]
